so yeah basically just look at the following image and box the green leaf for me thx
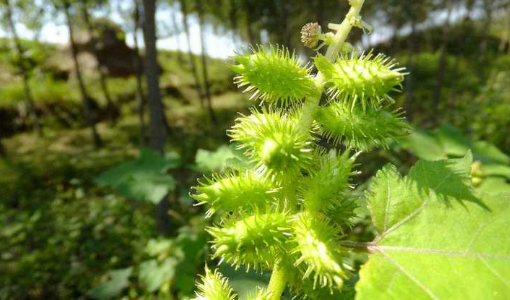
[139,257,178,292]
[399,130,446,160]
[481,164,510,181]
[407,153,478,203]
[432,124,471,157]
[88,267,133,300]
[145,238,173,257]
[472,141,510,165]
[358,155,510,300]
[95,147,179,203]
[218,265,272,300]
[194,145,237,172]
[478,177,510,193]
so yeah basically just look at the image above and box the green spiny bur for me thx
[291,212,348,290]
[233,45,316,106]
[193,267,236,300]
[301,150,357,213]
[289,274,356,300]
[229,110,314,181]
[192,171,281,217]
[315,52,406,110]
[208,211,291,271]
[314,102,411,150]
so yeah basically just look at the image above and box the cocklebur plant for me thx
[191,0,510,299]
[190,0,409,299]
[187,1,510,298]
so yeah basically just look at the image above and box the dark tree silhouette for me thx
[196,0,217,124]
[62,0,103,147]
[132,0,147,145]
[178,0,205,107]
[3,0,43,136]
[142,0,168,153]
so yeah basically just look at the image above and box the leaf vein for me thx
[380,198,429,240]
[481,258,510,288]
[380,250,441,300]
[467,203,510,251]
[372,245,510,260]
[383,175,392,233]
[379,172,453,241]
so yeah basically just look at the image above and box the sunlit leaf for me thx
[358,155,510,300]
[194,145,236,172]
[139,257,178,292]
[88,267,132,300]
[94,147,179,203]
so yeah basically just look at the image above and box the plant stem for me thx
[268,3,368,299]
[267,262,287,300]
[298,0,366,135]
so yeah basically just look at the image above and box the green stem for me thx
[267,262,287,300]
[298,0,366,135]
[267,4,368,300]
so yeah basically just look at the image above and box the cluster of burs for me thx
[190,15,409,300]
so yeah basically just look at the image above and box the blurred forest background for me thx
[0,0,509,299]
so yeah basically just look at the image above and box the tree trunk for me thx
[499,5,510,52]
[133,0,147,145]
[6,0,42,136]
[448,0,476,109]
[432,0,454,115]
[196,0,217,124]
[142,0,173,235]
[170,11,185,67]
[229,0,239,45]
[404,19,417,120]
[63,1,102,148]
[142,0,168,153]
[477,0,494,76]
[278,0,293,47]
[81,3,117,123]
[178,0,205,107]
[0,138,5,157]
[244,0,256,44]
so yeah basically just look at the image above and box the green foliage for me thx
[87,267,133,300]
[194,145,237,172]
[398,124,510,191]
[358,154,510,300]
[87,224,207,299]
[95,148,180,203]
[0,147,155,300]
[139,257,178,292]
